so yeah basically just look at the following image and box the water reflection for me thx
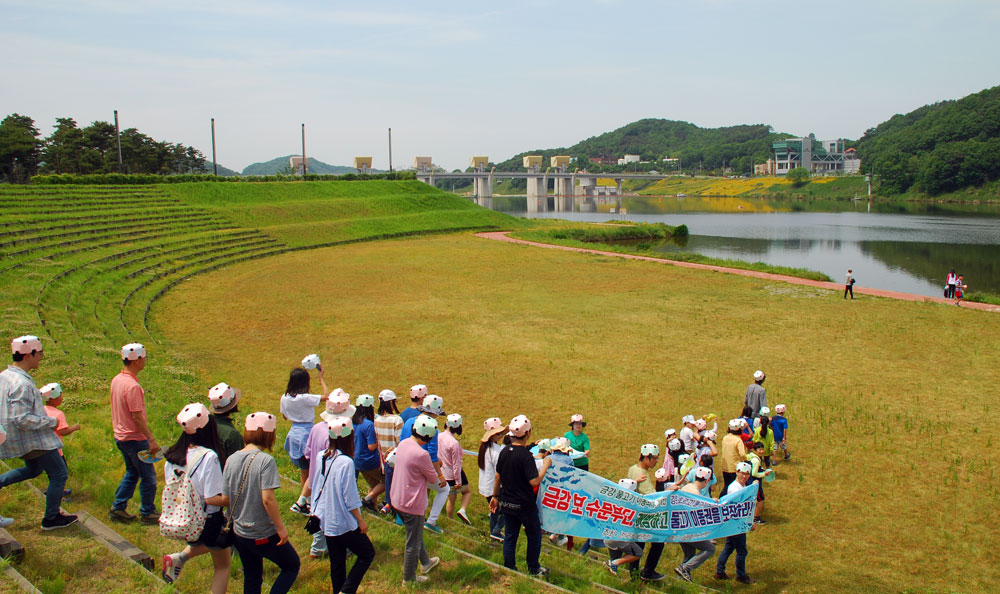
[478,195,1000,296]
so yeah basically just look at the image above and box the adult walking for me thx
[313,417,376,594]
[627,444,666,581]
[718,419,747,496]
[391,414,442,585]
[109,343,159,524]
[302,395,354,559]
[715,461,756,584]
[491,415,551,577]
[280,366,330,516]
[477,417,507,542]
[744,370,767,418]
[399,394,449,533]
[674,467,717,582]
[208,383,243,460]
[844,269,855,299]
[399,384,426,424]
[0,335,76,530]
[161,404,231,593]
[224,412,299,594]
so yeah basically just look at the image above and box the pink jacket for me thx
[390,437,438,516]
[437,430,463,484]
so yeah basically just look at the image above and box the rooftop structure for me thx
[413,156,433,172]
[470,156,489,170]
[354,157,373,173]
[523,155,543,172]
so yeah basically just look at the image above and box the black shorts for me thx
[447,470,469,488]
[188,510,227,549]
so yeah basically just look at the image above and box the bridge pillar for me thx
[616,178,623,198]
[526,176,545,199]
[576,176,596,197]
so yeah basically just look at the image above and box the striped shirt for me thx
[0,366,61,458]
[374,414,402,457]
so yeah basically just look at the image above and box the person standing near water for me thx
[844,269,855,299]
[946,269,957,299]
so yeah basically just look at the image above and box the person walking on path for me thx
[160,403,231,593]
[399,394,449,533]
[954,274,967,306]
[279,366,330,517]
[109,343,159,524]
[675,466,718,582]
[715,462,756,585]
[564,414,591,471]
[313,416,376,594]
[0,335,76,530]
[439,413,472,525]
[744,370,767,418]
[844,269,855,299]
[478,417,507,542]
[491,414,552,577]
[627,444,667,581]
[208,383,243,460]
[224,412,299,594]
[718,419,747,497]
[374,389,402,514]
[772,404,790,462]
[391,414,442,585]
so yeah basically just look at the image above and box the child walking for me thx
[279,366,330,515]
[771,404,790,461]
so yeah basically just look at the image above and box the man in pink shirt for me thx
[390,414,441,584]
[109,343,159,524]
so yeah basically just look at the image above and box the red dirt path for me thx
[476,231,1000,313]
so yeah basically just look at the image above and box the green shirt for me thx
[214,413,244,461]
[564,431,590,467]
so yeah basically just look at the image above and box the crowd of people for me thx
[0,334,793,592]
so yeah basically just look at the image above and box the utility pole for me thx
[388,128,393,173]
[301,123,307,176]
[211,118,218,176]
[114,110,123,173]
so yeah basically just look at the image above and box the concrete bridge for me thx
[412,155,675,199]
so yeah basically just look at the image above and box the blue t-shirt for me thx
[399,407,421,424]
[771,416,788,442]
[352,418,380,471]
[400,416,439,463]
[684,467,717,498]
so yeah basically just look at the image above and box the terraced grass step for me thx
[0,214,220,250]
[0,206,199,230]
[0,210,221,241]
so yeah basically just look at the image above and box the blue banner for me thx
[537,462,757,543]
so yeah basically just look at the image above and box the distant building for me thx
[843,148,861,174]
[589,155,616,165]
[754,159,776,176]
[772,134,860,174]
[623,154,641,164]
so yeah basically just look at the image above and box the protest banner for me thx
[538,461,757,542]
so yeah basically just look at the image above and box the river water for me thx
[477,195,1000,297]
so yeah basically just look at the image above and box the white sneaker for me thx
[0,516,13,529]
[403,575,430,585]
[162,553,185,584]
[420,556,440,574]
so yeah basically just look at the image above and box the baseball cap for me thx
[736,461,752,473]
[11,335,41,355]
[245,412,277,433]
[410,384,428,400]
[446,413,463,428]
[640,443,659,457]
[208,382,241,414]
[753,370,765,381]
[121,343,146,361]
[328,416,354,438]
[177,403,210,434]
[682,414,696,425]
[413,414,438,438]
[775,404,786,414]
[355,394,375,408]
[618,478,638,492]
[694,466,712,480]
[664,428,677,439]
[420,395,445,416]
[728,419,741,431]
[39,382,62,401]
[378,389,397,402]
[759,406,770,417]
[508,415,531,438]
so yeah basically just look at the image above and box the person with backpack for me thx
[223,412,299,594]
[312,416,376,594]
[160,403,231,594]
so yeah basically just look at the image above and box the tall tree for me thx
[0,114,42,183]
[41,117,85,174]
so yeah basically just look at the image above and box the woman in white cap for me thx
[223,412,299,594]
[279,366,330,515]
[477,417,507,541]
[313,417,376,594]
[161,404,231,593]
[373,389,402,515]
[351,394,383,511]
[439,413,472,524]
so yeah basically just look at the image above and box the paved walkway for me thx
[476,231,1000,313]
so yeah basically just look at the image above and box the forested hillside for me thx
[241,155,383,176]
[494,119,793,174]
[857,85,1000,195]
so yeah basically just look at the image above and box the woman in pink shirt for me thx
[438,414,472,525]
[390,415,442,584]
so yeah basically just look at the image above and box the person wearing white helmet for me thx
[604,478,644,577]
[438,413,472,525]
[373,389,403,515]
[771,404,790,462]
[718,419,748,497]
[491,415,551,578]
[391,414,442,585]
[351,395,383,513]
[1,335,75,530]
[745,370,767,418]
[208,383,243,459]
[715,462,756,584]
[399,384,427,424]
[626,444,666,581]
[477,417,508,542]
[399,394,449,534]
[109,342,159,524]
[674,466,717,583]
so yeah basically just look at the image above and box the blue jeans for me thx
[485,496,506,537]
[502,509,542,573]
[112,439,157,515]
[716,533,748,578]
[233,533,300,594]
[0,449,67,519]
[383,465,393,508]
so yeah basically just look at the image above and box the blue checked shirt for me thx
[0,366,61,458]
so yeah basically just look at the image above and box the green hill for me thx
[204,162,240,176]
[495,119,794,175]
[241,155,384,176]
[857,85,1000,195]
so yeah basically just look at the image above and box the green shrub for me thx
[30,171,417,185]
[965,291,1000,305]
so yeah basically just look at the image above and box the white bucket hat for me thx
[640,443,659,457]
[508,415,532,438]
[301,354,321,370]
[420,394,445,416]
[618,478,638,492]
[736,461,752,473]
[121,342,146,361]
[694,466,713,480]
[328,417,354,438]
[11,335,42,355]
[177,403,210,434]
[728,419,741,431]
[664,428,677,440]
[413,414,438,438]
[355,394,375,408]
[39,382,62,401]
[667,438,682,452]
[759,406,771,417]
[208,382,241,414]
[654,468,669,482]
[446,413,463,428]
[753,370,765,381]
[320,389,356,423]
[775,404,786,414]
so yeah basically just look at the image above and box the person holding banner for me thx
[490,415,551,577]
[604,478,644,577]
[675,466,717,582]
[715,462,756,584]
[627,444,667,581]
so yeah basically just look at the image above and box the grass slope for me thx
[155,233,1000,594]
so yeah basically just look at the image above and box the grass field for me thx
[154,232,1000,594]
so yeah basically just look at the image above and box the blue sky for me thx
[3,0,999,171]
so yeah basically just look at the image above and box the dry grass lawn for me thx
[154,232,1000,594]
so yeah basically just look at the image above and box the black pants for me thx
[233,533,300,594]
[502,510,542,573]
[721,472,736,497]
[844,284,853,299]
[326,529,375,594]
[642,542,664,575]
